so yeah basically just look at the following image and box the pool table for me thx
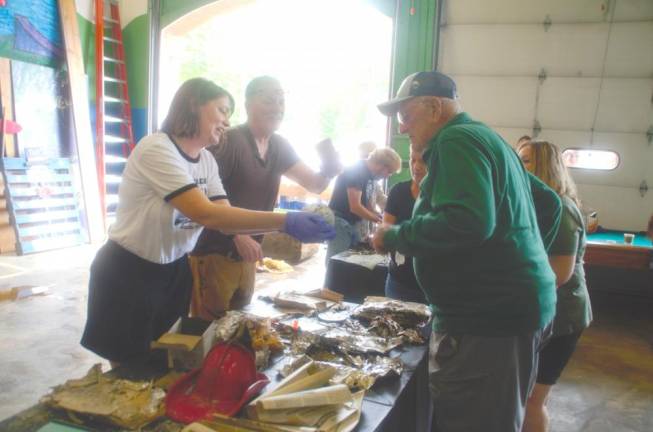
[585,230,652,271]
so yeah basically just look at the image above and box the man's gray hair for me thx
[245,76,282,101]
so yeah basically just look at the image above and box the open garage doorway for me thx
[157,0,394,202]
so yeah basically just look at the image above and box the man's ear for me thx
[429,97,443,122]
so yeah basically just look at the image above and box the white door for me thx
[438,0,653,231]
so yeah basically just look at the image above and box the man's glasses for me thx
[397,99,432,125]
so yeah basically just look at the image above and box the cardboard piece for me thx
[0,285,50,302]
[151,317,218,370]
[261,232,319,264]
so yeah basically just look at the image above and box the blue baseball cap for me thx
[378,71,458,116]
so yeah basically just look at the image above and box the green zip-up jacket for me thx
[384,113,561,336]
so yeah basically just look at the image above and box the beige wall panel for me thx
[613,0,653,22]
[576,183,653,231]
[604,22,653,77]
[494,127,535,148]
[443,0,608,24]
[567,133,651,188]
[439,24,609,76]
[453,75,537,128]
[538,78,601,131]
[594,78,653,133]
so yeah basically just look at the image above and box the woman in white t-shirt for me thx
[81,78,335,365]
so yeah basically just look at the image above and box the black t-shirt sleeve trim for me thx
[209,195,228,201]
[164,183,197,202]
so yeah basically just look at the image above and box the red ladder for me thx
[94,0,135,225]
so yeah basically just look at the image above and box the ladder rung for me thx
[104,76,126,84]
[105,175,122,184]
[105,95,127,103]
[103,16,118,24]
[103,36,120,43]
[104,115,126,123]
[105,155,127,164]
[103,56,124,64]
[104,135,128,144]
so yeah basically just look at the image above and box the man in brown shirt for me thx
[190,76,340,319]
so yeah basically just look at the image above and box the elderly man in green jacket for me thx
[373,71,561,432]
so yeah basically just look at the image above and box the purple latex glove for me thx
[283,212,336,243]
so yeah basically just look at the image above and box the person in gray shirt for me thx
[190,76,341,320]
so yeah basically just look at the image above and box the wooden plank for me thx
[16,222,82,237]
[2,157,72,170]
[5,174,73,183]
[7,186,75,197]
[11,198,79,210]
[0,66,18,252]
[0,58,17,157]
[0,225,16,253]
[0,167,16,252]
[3,156,88,254]
[19,233,87,255]
[585,244,652,271]
[14,210,80,224]
[58,0,105,242]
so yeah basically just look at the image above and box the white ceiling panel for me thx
[443,0,608,25]
[576,183,653,231]
[594,79,653,133]
[439,24,609,76]
[613,0,653,21]
[538,78,601,131]
[453,76,537,128]
[604,22,653,77]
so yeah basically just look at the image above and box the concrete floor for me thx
[0,244,652,431]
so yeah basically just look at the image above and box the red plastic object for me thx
[0,119,22,134]
[166,343,269,424]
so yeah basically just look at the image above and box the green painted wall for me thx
[161,0,395,27]
[75,12,149,107]
[75,10,149,140]
[388,0,440,185]
[77,14,96,100]
[122,15,149,108]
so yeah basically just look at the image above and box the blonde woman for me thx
[518,140,593,432]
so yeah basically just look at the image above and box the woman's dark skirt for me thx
[81,240,192,363]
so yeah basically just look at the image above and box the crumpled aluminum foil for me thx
[214,310,247,342]
[214,310,283,370]
[352,296,431,328]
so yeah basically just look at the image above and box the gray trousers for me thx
[429,326,551,432]
[325,216,360,263]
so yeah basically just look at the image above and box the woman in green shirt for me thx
[518,140,593,432]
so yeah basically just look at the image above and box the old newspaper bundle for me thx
[245,360,364,431]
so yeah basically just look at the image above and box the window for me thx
[562,149,619,170]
